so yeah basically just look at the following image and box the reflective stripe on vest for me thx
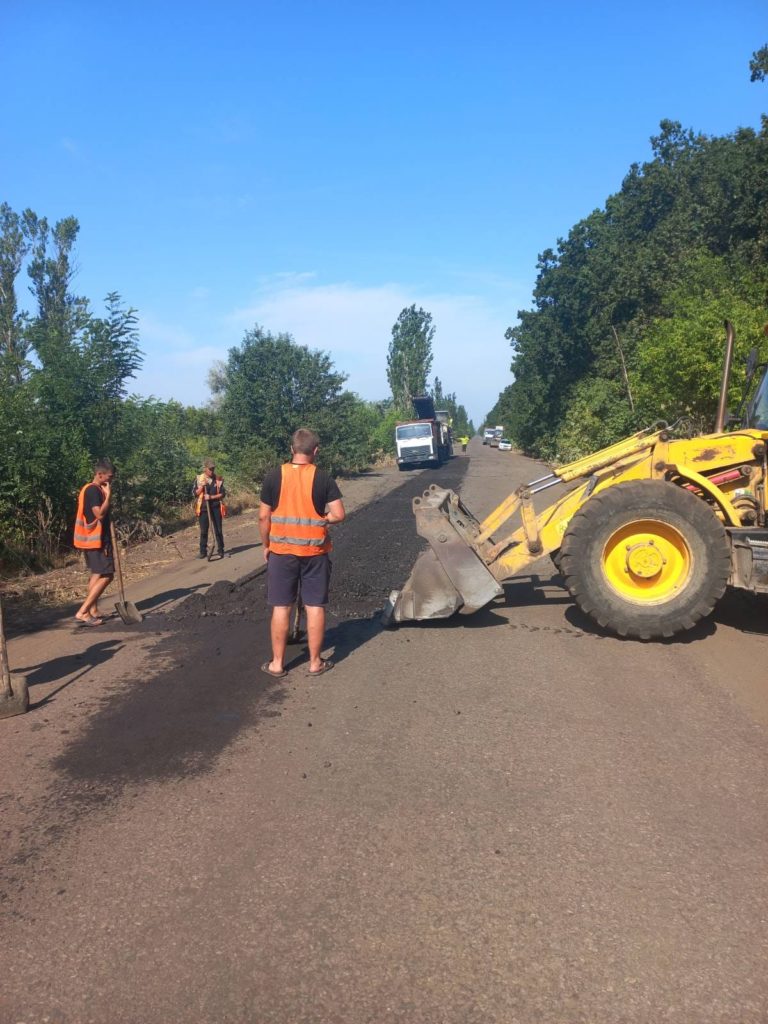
[73,484,104,550]
[268,463,331,557]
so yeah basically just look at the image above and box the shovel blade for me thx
[0,677,29,719]
[115,600,144,625]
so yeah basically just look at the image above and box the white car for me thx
[498,439,512,451]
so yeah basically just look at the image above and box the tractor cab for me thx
[744,355,768,430]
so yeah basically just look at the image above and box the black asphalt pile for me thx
[170,459,470,624]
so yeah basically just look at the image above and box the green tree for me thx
[430,376,473,435]
[0,203,38,384]
[487,113,768,459]
[211,325,348,478]
[80,293,143,454]
[631,255,768,426]
[749,44,768,82]
[386,305,434,411]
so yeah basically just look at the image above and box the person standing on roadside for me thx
[258,428,345,678]
[73,458,115,627]
[193,459,226,559]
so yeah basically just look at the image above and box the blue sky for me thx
[2,0,766,424]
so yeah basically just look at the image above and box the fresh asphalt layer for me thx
[1,441,767,1024]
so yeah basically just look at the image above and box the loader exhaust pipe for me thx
[715,320,735,433]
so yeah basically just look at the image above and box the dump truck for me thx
[395,396,453,471]
[384,323,768,639]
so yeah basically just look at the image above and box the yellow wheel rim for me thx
[602,519,692,604]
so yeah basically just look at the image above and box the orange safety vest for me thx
[73,483,104,550]
[268,464,331,557]
[195,475,224,516]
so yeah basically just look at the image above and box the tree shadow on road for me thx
[52,638,289,790]
[17,638,126,688]
[17,639,126,710]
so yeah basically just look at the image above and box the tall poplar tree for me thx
[386,305,434,412]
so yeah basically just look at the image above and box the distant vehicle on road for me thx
[482,428,495,445]
[489,428,503,448]
[395,395,453,470]
[498,438,512,451]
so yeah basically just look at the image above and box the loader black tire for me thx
[560,480,730,640]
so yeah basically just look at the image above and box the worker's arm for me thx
[325,498,346,525]
[258,501,273,561]
[91,481,111,521]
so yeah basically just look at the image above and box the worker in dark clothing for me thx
[193,459,226,559]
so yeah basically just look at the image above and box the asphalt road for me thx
[2,441,767,1023]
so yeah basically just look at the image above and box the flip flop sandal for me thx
[308,659,334,677]
[260,662,287,678]
[75,616,104,627]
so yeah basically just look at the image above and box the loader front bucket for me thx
[382,485,503,624]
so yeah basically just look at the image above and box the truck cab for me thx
[395,420,441,470]
[396,396,453,470]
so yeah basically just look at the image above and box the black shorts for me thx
[267,553,331,607]
[84,547,114,576]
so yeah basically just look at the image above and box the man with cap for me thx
[193,459,226,559]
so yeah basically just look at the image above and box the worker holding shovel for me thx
[193,459,226,559]
[73,458,116,627]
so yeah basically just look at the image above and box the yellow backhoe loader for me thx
[384,323,768,640]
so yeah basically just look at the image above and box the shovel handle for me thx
[109,521,128,603]
[0,596,12,698]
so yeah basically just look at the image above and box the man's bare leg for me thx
[268,606,291,673]
[76,574,113,621]
[305,606,326,673]
[89,573,114,618]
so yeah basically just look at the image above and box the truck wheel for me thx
[559,480,730,640]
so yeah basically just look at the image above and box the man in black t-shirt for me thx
[259,465,343,518]
[259,429,345,678]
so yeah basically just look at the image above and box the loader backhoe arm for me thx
[383,426,669,624]
[381,421,768,627]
